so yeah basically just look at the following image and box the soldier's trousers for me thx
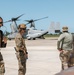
[0,52,5,75]
[16,51,26,75]
[60,50,73,70]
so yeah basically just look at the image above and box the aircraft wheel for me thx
[27,38,31,40]
[8,38,11,40]
[33,38,36,40]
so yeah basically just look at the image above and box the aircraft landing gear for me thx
[33,38,36,40]
[40,36,45,39]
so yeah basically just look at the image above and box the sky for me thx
[0,0,74,33]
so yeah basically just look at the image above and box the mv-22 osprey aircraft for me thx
[5,14,49,40]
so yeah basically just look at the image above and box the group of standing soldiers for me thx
[0,17,28,75]
[0,16,74,75]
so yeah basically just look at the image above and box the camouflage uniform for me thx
[0,30,6,75]
[57,32,73,70]
[68,34,74,67]
[15,33,27,75]
[0,53,5,75]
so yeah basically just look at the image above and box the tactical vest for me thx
[0,30,3,47]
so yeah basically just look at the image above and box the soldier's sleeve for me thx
[72,34,74,50]
[23,39,27,53]
[57,34,65,49]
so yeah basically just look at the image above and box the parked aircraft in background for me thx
[5,14,49,40]
[25,16,49,40]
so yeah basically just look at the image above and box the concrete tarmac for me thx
[1,38,61,75]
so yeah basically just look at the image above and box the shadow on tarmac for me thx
[55,66,74,75]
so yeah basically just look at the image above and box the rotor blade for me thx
[26,22,30,25]
[4,20,12,23]
[17,19,21,21]
[25,19,34,23]
[4,14,24,23]
[34,16,48,22]
[16,14,24,20]
[25,20,30,22]
[24,16,48,24]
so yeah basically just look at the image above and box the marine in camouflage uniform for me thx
[68,33,74,67]
[0,17,7,75]
[15,24,28,75]
[57,26,73,70]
